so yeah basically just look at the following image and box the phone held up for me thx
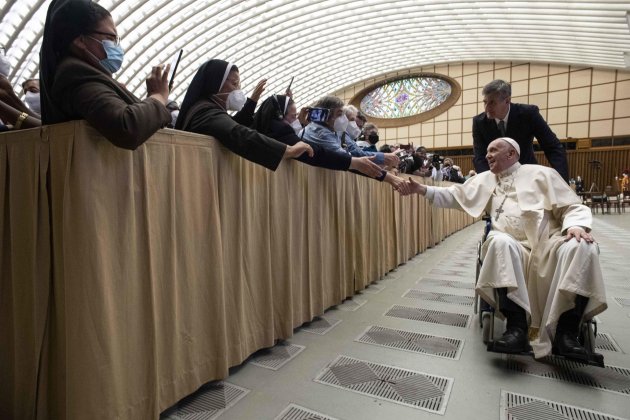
[167,49,183,91]
[307,107,329,123]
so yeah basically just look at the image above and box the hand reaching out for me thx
[250,79,267,102]
[384,172,406,191]
[284,141,314,159]
[403,177,427,196]
[146,64,170,105]
[383,153,400,167]
[298,107,309,127]
[349,156,383,178]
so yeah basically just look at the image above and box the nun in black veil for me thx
[40,0,171,149]
[175,59,313,171]
[251,94,384,178]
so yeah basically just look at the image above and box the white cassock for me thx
[425,162,607,358]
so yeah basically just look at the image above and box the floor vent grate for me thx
[335,297,367,312]
[314,355,452,414]
[403,289,474,306]
[450,251,477,260]
[385,305,470,328]
[614,297,630,308]
[501,390,626,420]
[171,381,249,420]
[596,333,623,353]
[274,404,338,420]
[300,316,342,335]
[429,268,471,278]
[356,325,463,360]
[440,260,474,268]
[416,277,475,290]
[250,342,305,371]
[506,355,630,396]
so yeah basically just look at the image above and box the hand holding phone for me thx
[285,76,294,98]
[307,107,330,123]
[167,49,183,91]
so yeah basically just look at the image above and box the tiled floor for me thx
[162,214,630,420]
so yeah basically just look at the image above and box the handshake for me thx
[384,176,427,196]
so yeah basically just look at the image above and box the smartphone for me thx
[307,107,329,123]
[168,49,183,90]
[286,76,294,92]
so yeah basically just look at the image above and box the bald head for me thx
[486,138,520,174]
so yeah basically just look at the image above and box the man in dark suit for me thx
[472,79,569,182]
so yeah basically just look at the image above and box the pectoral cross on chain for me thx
[493,177,515,221]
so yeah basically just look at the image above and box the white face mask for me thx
[333,114,349,133]
[346,121,361,139]
[24,91,41,114]
[290,119,302,134]
[0,54,11,77]
[170,110,179,127]
[225,89,247,112]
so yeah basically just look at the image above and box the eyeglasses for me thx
[90,31,121,46]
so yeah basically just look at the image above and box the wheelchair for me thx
[473,215,605,367]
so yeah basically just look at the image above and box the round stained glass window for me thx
[359,76,453,119]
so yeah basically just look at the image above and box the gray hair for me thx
[363,122,378,133]
[482,79,511,98]
[343,104,359,118]
[313,96,344,111]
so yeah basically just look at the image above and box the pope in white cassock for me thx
[399,137,607,361]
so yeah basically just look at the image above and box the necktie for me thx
[498,120,506,137]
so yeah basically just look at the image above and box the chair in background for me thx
[604,186,621,214]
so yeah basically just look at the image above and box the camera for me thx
[307,107,330,123]
[431,153,444,166]
[396,149,416,174]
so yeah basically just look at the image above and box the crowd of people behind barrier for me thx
[0,0,473,189]
[6,1,627,190]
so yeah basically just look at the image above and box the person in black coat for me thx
[472,79,569,182]
[175,60,313,171]
[251,94,384,179]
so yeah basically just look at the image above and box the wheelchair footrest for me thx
[486,341,605,367]
[486,340,533,355]
[551,349,605,368]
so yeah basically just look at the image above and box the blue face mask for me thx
[89,37,124,73]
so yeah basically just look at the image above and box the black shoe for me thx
[488,327,531,354]
[552,330,589,362]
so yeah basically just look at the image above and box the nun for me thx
[40,0,171,149]
[252,94,384,178]
[175,60,312,170]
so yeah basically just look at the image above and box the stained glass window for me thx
[359,77,453,119]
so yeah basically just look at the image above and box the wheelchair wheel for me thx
[474,241,482,315]
[481,312,493,345]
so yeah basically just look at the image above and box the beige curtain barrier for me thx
[0,121,474,420]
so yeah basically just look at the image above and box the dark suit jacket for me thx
[48,57,171,150]
[472,103,569,181]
